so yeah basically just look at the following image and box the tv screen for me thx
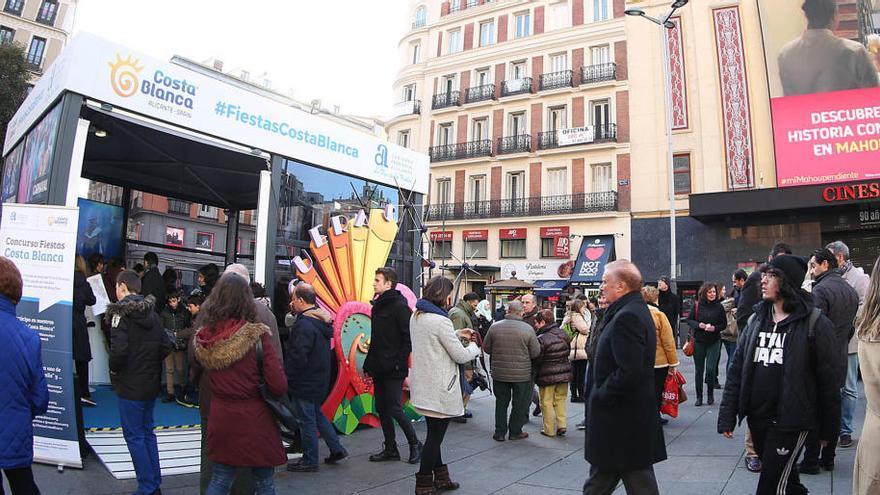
[77,198,126,262]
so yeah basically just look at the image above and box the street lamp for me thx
[625,0,688,288]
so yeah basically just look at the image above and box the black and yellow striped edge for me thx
[86,424,201,433]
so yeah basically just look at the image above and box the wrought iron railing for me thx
[432,91,461,109]
[537,123,617,150]
[168,199,191,216]
[496,135,531,154]
[412,18,426,29]
[425,191,618,220]
[465,84,495,103]
[580,62,616,84]
[539,70,574,91]
[429,140,493,162]
[392,99,421,117]
[501,77,532,97]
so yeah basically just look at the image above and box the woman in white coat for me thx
[409,276,480,495]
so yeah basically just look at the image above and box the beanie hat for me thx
[767,255,808,289]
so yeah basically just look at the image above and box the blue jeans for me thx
[207,463,275,495]
[293,397,346,467]
[118,398,161,495]
[841,353,860,436]
[722,340,737,375]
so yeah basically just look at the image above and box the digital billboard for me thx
[18,104,63,203]
[76,198,125,261]
[758,0,880,187]
[1,141,24,203]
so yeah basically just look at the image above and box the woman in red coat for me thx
[193,273,287,495]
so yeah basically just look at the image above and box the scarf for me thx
[415,298,448,317]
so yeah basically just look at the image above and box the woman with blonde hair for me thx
[643,285,680,424]
[567,299,591,403]
[854,256,880,494]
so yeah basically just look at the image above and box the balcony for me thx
[537,123,617,150]
[432,91,461,110]
[391,99,421,117]
[580,62,616,85]
[539,70,574,91]
[445,0,481,15]
[496,135,531,155]
[167,199,191,216]
[429,139,492,162]
[412,19,426,29]
[425,191,618,221]
[464,84,495,103]
[501,77,532,97]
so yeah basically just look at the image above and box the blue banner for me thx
[569,235,615,284]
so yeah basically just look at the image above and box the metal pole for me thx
[660,26,677,286]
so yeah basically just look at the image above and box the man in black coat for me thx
[657,276,680,344]
[719,255,840,495]
[363,267,422,464]
[800,248,858,473]
[584,261,665,495]
[140,252,166,313]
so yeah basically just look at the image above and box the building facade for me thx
[387,0,633,295]
[0,0,76,84]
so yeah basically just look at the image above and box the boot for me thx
[408,441,423,464]
[415,473,437,495]
[369,443,401,462]
[433,465,460,492]
[695,392,703,407]
[707,389,715,406]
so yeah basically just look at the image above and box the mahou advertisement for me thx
[758,0,880,187]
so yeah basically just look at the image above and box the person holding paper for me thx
[74,255,97,408]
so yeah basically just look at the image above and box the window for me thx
[541,238,556,258]
[4,0,23,15]
[240,70,250,82]
[673,154,692,195]
[591,163,613,192]
[436,178,451,204]
[167,199,191,215]
[199,204,217,218]
[26,37,46,69]
[515,12,531,38]
[413,5,427,28]
[448,29,462,54]
[165,226,185,247]
[508,112,526,136]
[500,239,526,258]
[431,240,453,259]
[475,68,490,86]
[593,0,609,22]
[403,84,416,102]
[591,45,611,65]
[591,99,610,128]
[550,53,568,73]
[548,106,567,131]
[397,130,410,148]
[411,42,421,64]
[196,232,215,251]
[511,61,527,79]
[442,74,456,93]
[36,0,58,25]
[464,240,488,258]
[507,172,525,203]
[472,118,488,141]
[0,26,14,45]
[469,175,486,202]
[438,123,453,145]
[479,20,495,47]
[546,168,567,196]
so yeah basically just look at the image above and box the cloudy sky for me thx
[74,0,409,119]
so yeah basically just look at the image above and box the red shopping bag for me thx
[660,372,680,418]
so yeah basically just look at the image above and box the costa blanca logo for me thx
[374,144,388,168]
[108,54,143,98]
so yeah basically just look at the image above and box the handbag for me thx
[255,338,299,432]
[682,301,698,357]
[674,369,688,404]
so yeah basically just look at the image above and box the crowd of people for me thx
[2,237,880,495]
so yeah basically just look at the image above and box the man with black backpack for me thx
[718,255,840,495]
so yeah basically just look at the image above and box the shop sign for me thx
[859,205,880,227]
[570,235,615,283]
[539,226,569,238]
[463,229,488,241]
[558,126,595,146]
[540,226,570,258]
[499,228,527,239]
[822,181,880,203]
[430,231,453,241]
[501,260,569,281]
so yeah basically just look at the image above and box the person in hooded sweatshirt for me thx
[107,270,173,495]
[192,273,288,494]
[285,283,348,473]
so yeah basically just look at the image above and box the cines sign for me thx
[109,54,197,112]
[822,181,880,203]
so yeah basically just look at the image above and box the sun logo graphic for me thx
[107,54,143,98]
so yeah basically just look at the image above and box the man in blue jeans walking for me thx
[108,270,172,495]
[286,283,348,472]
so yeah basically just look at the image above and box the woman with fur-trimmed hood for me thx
[193,273,287,493]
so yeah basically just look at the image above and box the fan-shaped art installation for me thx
[292,205,420,434]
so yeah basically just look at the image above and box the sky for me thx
[73,0,409,119]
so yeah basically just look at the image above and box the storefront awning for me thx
[569,235,615,284]
[533,279,567,295]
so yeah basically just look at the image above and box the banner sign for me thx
[499,228,527,240]
[462,229,488,241]
[570,235,615,284]
[0,204,81,468]
[429,231,453,241]
[540,226,570,258]
[539,226,569,238]
[558,126,595,146]
[501,260,569,282]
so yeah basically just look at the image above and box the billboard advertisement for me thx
[1,141,24,203]
[18,104,63,204]
[758,0,880,187]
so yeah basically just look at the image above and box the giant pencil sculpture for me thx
[358,205,399,302]
[308,226,346,305]
[328,215,356,302]
[348,210,369,301]
[293,253,340,313]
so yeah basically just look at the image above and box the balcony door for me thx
[548,106,567,132]
[591,99,610,131]
[550,53,568,73]
[443,75,456,94]
[546,168,567,197]
[438,123,453,146]
[511,61,527,79]
[475,68,490,87]
[591,45,610,65]
[506,172,525,214]
[509,112,526,136]
[472,118,488,142]
[403,84,415,102]
[591,163,613,192]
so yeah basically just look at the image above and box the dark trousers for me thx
[75,360,91,399]
[417,417,450,475]
[654,368,668,411]
[582,464,659,495]
[692,340,721,396]
[493,380,531,436]
[199,416,253,495]
[373,377,419,447]
[801,427,839,469]
[0,467,40,495]
[748,417,809,495]
[570,360,588,399]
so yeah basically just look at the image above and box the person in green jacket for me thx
[448,292,480,423]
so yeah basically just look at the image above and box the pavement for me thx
[20,350,865,494]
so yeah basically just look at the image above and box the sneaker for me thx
[176,396,198,408]
[287,461,318,473]
[576,420,586,431]
[745,456,762,473]
[839,434,854,448]
[81,397,97,407]
[324,450,348,465]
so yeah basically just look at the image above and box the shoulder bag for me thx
[255,338,299,432]
[682,302,698,357]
